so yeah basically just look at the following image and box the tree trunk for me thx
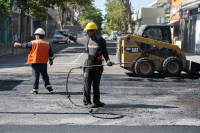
[127,3,133,33]
[121,0,133,33]
[57,7,63,29]
[119,3,127,32]
[20,10,25,42]
[26,14,30,42]
[70,9,74,26]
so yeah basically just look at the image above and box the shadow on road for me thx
[105,104,178,109]
[125,72,200,80]
[0,80,24,91]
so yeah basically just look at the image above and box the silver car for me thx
[53,29,70,44]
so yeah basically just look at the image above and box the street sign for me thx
[156,16,164,24]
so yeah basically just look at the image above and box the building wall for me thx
[134,8,166,32]
[171,0,182,6]
[142,8,165,18]
[170,0,182,21]
[182,0,199,5]
[195,14,200,54]
[149,0,167,8]
[182,0,200,54]
[196,15,200,45]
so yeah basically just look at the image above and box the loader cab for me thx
[137,25,172,44]
[137,25,174,58]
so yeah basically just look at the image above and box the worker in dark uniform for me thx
[59,22,114,108]
[14,28,54,94]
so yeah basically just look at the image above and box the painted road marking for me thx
[70,52,85,64]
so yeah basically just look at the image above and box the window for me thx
[144,28,162,41]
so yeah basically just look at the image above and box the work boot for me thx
[30,91,38,94]
[84,102,97,108]
[47,88,53,93]
[94,101,105,107]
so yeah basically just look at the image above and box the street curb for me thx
[0,49,29,59]
[0,53,12,58]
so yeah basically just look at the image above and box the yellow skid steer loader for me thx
[116,25,200,78]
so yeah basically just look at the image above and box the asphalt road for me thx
[0,40,200,132]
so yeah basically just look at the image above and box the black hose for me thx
[66,65,124,119]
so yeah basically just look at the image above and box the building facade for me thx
[182,0,200,54]
[167,0,189,51]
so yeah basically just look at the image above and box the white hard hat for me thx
[34,28,45,35]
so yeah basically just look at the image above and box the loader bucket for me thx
[190,61,200,74]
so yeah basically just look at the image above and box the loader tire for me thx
[131,64,137,75]
[163,57,182,77]
[135,57,155,78]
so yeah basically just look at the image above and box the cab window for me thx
[144,28,170,43]
[144,28,162,41]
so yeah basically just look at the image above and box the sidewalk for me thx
[0,44,28,58]
[0,38,53,58]
[183,51,200,64]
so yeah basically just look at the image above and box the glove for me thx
[59,31,69,37]
[107,61,114,66]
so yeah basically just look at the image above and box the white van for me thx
[53,29,70,44]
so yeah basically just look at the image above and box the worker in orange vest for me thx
[14,28,54,94]
[59,22,114,108]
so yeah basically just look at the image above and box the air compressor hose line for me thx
[66,59,160,119]
[66,64,125,119]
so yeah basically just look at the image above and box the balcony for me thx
[164,3,171,14]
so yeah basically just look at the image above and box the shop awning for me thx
[167,20,180,26]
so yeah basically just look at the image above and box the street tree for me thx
[79,5,103,32]
[56,0,93,29]
[15,0,56,42]
[15,0,93,41]
[104,0,128,35]
[120,0,134,33]
[63,1,93,26]
[0,0,12,30]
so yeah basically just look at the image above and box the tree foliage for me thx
[79,5,103,31]
[120,0,134,33]
[104,0,128,35]
[66,1,93,25]
[0,0,12,30]
[56,0,93,28]
[104,0,135,35]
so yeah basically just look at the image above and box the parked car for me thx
[111,34,117,40]
[77,31,87,38]
[53,29,70,44]
[102,34,108,39]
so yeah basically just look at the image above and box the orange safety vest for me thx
[86,54,103,60]
[27,39,50,63]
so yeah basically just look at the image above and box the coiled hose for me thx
[66,59,160,119]
[66,65,124,119]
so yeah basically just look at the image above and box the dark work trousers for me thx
[83,66,103,104]
[31,63,51,90]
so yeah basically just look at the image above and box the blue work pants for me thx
[31,63,51,91]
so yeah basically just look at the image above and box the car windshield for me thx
[54,30,66,35]
[118,32,124,36]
